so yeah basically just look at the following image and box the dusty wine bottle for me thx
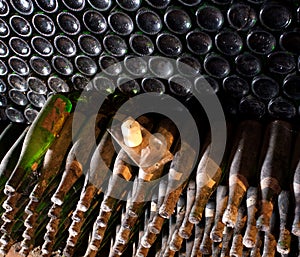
[257,120,293,231]
[20,114,75,253]
[50,113,108,205]
[5,94,72,194]
[223,120,262,228]
[210,185,228,242]
[199,200,215,255]
[178,179,196,240]
[277,190,291,254]
[262,208,277,257]
[63,132,116,256]
[189,141,222,224]
[230,205,247,257]
[243,187,259,248]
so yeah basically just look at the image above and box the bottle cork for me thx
[121,119,143,147]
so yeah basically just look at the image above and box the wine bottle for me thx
[262,208,278,257]
[5,94,72,194]
[277,190,291,254]
[63,132,115,256]
[250,231,263,257]
[20,113,75,254]
[50,113,108,206]
[190,220,205,257]
[223,120,262,228]
[178,179,196,240]
[257,120,293,231]
[199,200,215,255]
[229,205,247,257]
[150,142,195,236]
[168,189,189,252]
[210,185,228,242]
[189,141,222,224]
[243,187,259,248]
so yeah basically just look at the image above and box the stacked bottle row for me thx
[1,0,300,122]
[0,93,299,256]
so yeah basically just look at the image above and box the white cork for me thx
[121,119,143,147]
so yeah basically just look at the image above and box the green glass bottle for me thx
[5,94,72,194]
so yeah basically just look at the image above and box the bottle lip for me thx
[129,33,154,56]
[24,105,39,123]
[99,54,123,76]
[31,36,53,57]
[77,34,101,57]
[57,12,81,36]
[8,74,28,92]
[87,0,112,11]
[108,11,134,36]
[54,35,77,57]
[268,96,297,119]
[164,7,192,35]
[48,76,70,93]
[51,55,74,76]
[203,53,230,79]
[215,30,243,56]
[92,75,115,93]
[176,55,202,76]
[27,91,46,108]
[148,56,174,79]
[136,8,162,35]
[124,55,148,76]
[9,37,31,58]
[83,10,107,34]
[5,106,25,123]
[103,34,128,57]
[0,18,10,38]
[259,3,292,31]
[32,13,56,37]
[0,0,10,16]
[9,15,32,37]
[246,29,276,55]
[27,77,47,95]
[156,32,183,57]
[279,31,300,54]
[10,0,34,15]
[30,56,52,77]
[141,77,165,94]
[186,30,212,55]
[71,73,90,91]
[9,89,28,106]
[9,56,30,76]
[34,0,58,13]
[227,3,257,31]
[62,0,86,11]
[74,55,98,76]
[195,5,224,32]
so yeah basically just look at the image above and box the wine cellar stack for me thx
[0,0,300,256]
